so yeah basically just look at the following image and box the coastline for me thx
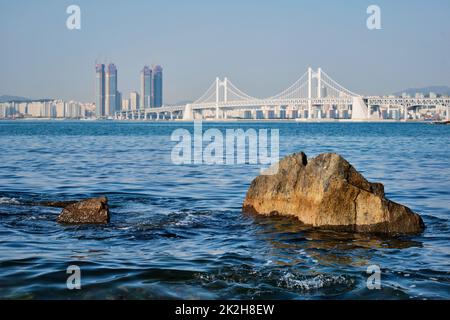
[0,118,434,123]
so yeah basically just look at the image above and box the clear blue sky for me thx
[1,0,449,103]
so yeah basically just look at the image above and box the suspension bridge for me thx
[116,67,450,121]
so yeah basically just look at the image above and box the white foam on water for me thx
[117,226,131,230]
[174,213,198,227]
[278,273,352,291]
[173,212,211,227]
[0,197,20,205]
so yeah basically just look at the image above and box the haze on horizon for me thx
[0,0,449,104]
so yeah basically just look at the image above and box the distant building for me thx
[0,99,94,119]
[66,101,82,118]
[55,101,66,118]
[80,102,96,118]
[401,92,410,98]
[130,91,139,110]
[0,102,16,118]
[105,63,118,116]
[122,98,130,111]
[95,64,106,117]
[42,102,56,118]
[429,92,437,99]
[117,91,122,112]
[140,66,152,108]
[17,102,27,115]
[27,102,42,117]
[152,65,163,107]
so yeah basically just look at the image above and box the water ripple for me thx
[0,121,449,299]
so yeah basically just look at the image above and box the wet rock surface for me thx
[243,152,425,234]
[56,197,110,224]
[39,200,78,208]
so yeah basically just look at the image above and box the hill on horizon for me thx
[0,95,32,103]
[0,95,55,103]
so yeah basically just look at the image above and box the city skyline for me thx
[0,0,450,103]
[2,65,448,121]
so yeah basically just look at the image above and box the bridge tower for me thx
[317,67,322,98]
[308,67,312,119]
[215,77,220,119]
[307,67,322,119]
[215,77,228,119]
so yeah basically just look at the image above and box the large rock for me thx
[57,197,110,224]
[242,152,425,234]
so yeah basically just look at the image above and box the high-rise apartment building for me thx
[130,91,139,110]
[152,65,163,108]
[122,98,130,111]
[117,91,122,111]
[95,64,105,117]
[105,63,118,116]
[140,66,152,108]
[55,101,66,118]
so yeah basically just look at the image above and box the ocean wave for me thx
[277,273,353,291]
[172,212,210,227]
[196,266,355,293]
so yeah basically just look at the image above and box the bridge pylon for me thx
[308,67,312,119]
[183,103,193,121]
[351,97,369,120]
[215,77,228,119]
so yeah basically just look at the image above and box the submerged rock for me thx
[242,152,425,234]
[57,197,110,224]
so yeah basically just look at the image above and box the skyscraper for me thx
[105,63,118,116]
[95,64,105,117]
[117,91,122,111]
[140,66,152,108]
[152,65,163,108]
